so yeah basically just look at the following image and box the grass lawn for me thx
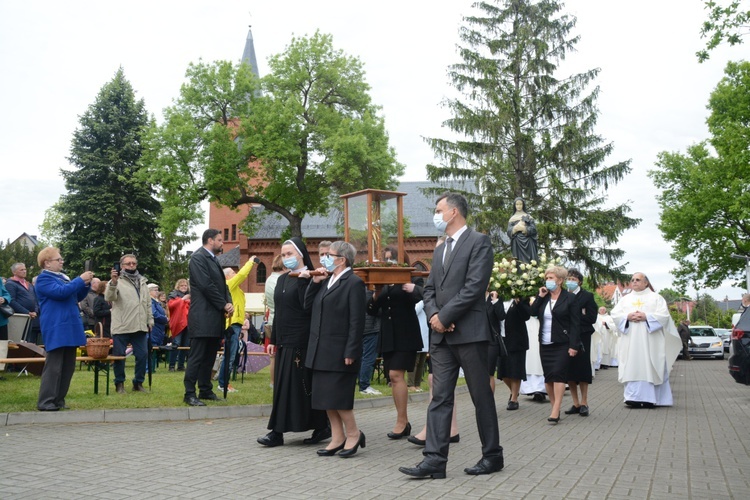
[0,356,421,413]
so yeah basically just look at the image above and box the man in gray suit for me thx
[399,192,503,479]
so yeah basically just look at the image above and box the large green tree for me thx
[57,68,161,279]
[425,0,638,284]
[145,31,404,240]
[649,61,750,289]
[697,0,749,62]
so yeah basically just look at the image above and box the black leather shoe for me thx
[564,405,580,414]
[407,436,425,446]
[464,457,504,475]
[199,393,219,401]
[579,405,589,416]
[507,400,519,411]
[338,431,365,458]
[317,442,345,456]
[304,426,332,445]
[387,422,411,440]
[183,396,205,407]
[257,431,284,447]
[399,461,446,479]
[450,434,460,443]
[625,400,643,408]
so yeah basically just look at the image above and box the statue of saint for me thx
[507,197,538,263]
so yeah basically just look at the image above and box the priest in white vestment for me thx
[592,306,612,371]
[610,273,681,408]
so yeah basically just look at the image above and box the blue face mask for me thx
[282,257,298,270]
[566,280,579,292]
[545,280,557,292]
[321,254,337,272]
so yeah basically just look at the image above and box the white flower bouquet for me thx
[489,253,562,299]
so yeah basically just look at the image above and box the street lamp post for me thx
[730,253,750,294]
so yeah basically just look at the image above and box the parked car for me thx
[729,311,750,385]
[688,326,724,359]
[714,328,731,352]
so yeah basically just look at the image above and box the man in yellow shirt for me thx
[219,256,257,392]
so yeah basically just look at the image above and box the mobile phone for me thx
[84,260,92,272]
[253,257,260,264]
[113,262,121,275]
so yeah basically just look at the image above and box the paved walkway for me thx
[1,358,749,499]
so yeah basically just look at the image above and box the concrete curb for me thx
[1,385,469,426]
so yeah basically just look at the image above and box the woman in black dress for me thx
[303,241,366,457]
[257,237,329,447]
[530,266,581,424]
[498,297,531,410]
[367,277,423,439]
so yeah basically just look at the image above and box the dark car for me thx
[728,310,750,385]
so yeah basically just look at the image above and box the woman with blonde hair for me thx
[530,266,581,424]
[35,247,95,410]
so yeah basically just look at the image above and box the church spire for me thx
[241,25,260,80]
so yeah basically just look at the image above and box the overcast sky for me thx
[0,0,745,301]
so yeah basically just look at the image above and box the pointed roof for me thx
[241,27,260,79]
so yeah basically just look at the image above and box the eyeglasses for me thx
[49,258,64,263]
[631,278,643,282]
[122,262,138,267]
[327,253,342,258]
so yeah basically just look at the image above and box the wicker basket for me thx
[86,323,110,359]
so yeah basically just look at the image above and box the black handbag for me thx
[0,302,14,318]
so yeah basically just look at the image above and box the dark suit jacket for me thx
[503,298,531,352]
[423,227,494,345]
[530,289,581,349]
[305,270,365,374]
[575,288,598,337]
[188,247,232,338]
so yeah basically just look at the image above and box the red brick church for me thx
[210,28,442,293]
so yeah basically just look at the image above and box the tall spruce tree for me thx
[426,0,638,284]
[57,68,161,279]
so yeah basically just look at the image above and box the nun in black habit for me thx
[257,237,330,447]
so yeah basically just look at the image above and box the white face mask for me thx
[433,211,455,232]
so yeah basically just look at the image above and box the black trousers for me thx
[37,347,77,410]
[183,337,221,398]
[424,339,503,466]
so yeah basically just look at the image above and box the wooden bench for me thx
[0,355,126,395]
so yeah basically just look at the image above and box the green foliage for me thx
[146,32,404,240]
[658,287,685,305]
[54,68,161,280]
[425,0,638,287]
[697,0,750,62]
[0,240,39,280]
[649,61,750,289]
[38,203,65,247]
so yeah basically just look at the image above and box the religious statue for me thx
[507,197,538,263]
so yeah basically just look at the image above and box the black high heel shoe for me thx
[339,431,366,458]
[387,422,411,440]
[317,442,346,456]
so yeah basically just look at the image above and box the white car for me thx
[688,326,724,359]
[714,328,732,352]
